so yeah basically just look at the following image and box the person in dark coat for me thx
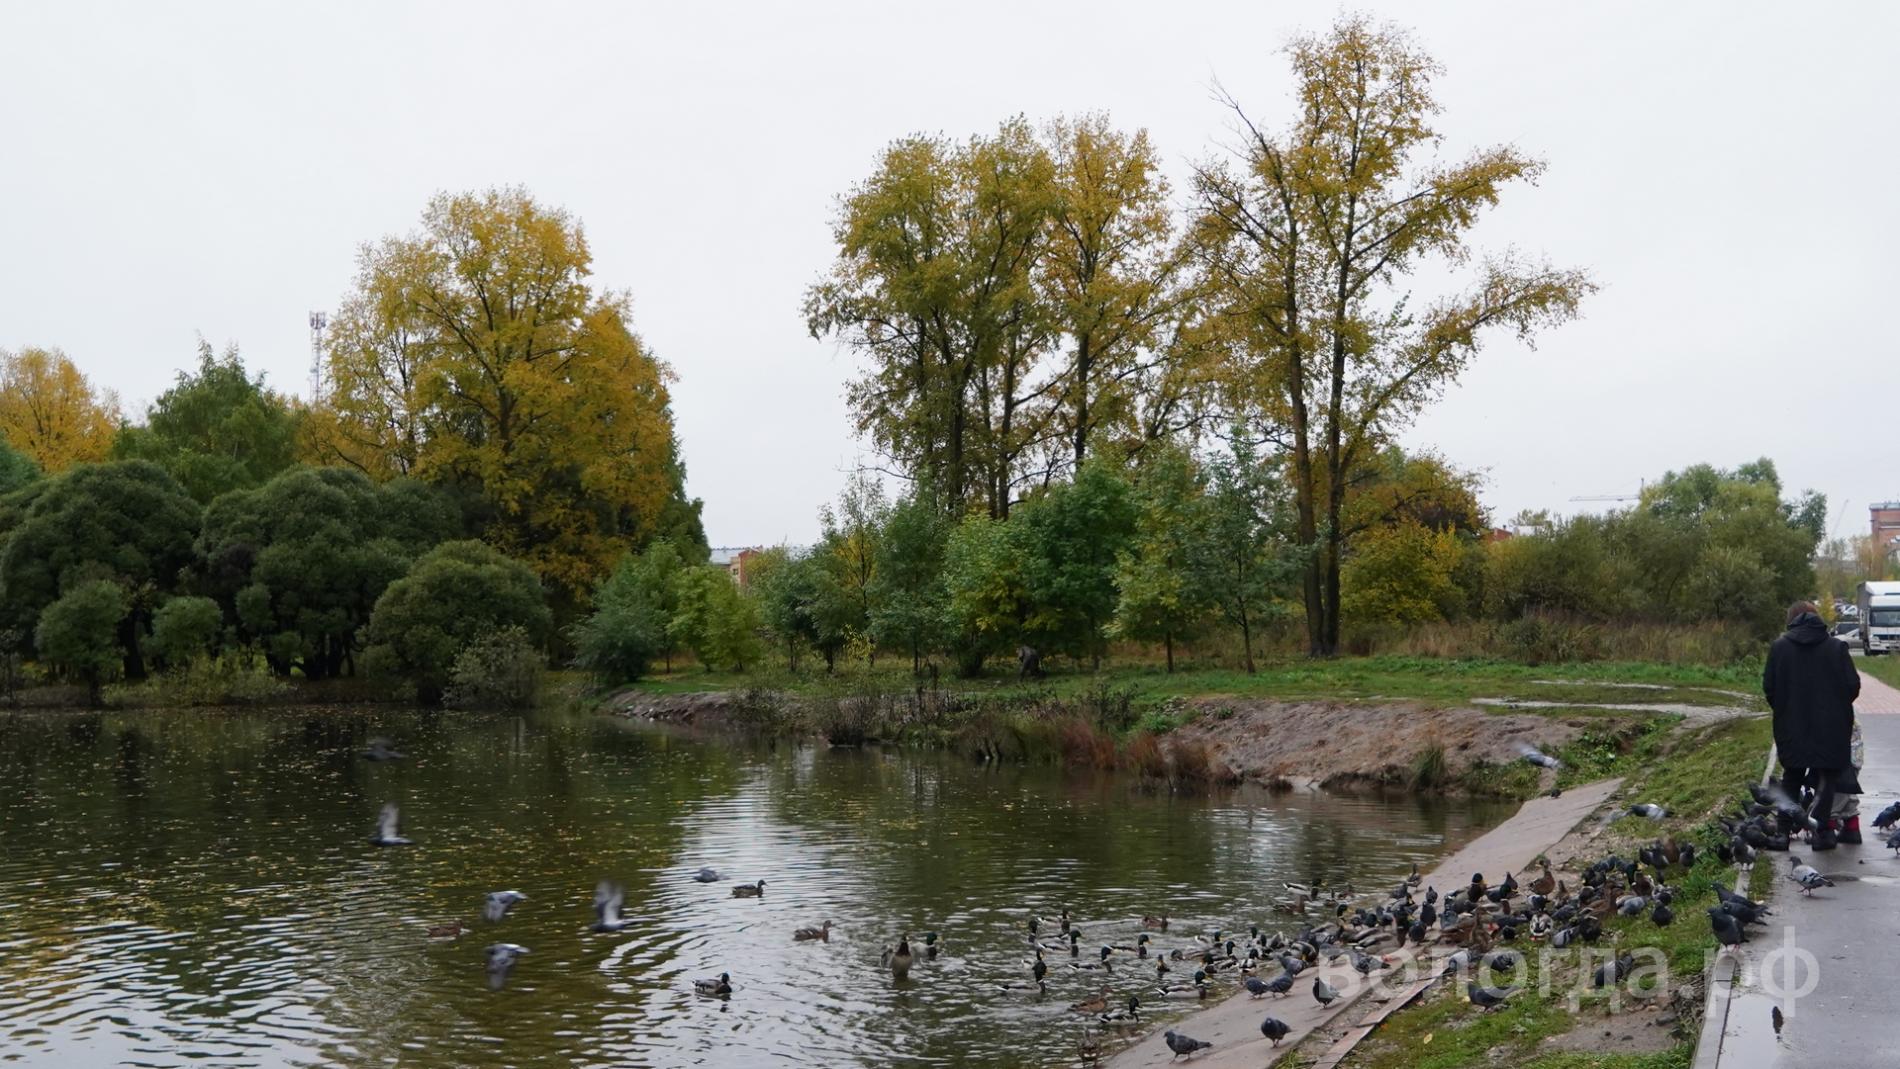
[1763,600,1860,849]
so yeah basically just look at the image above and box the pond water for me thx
[0,704,1513,1068]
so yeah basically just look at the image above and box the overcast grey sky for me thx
[3,2,1894,548]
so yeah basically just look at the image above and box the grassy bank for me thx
[629,655,1760,711]
[1337,715,1776,1069]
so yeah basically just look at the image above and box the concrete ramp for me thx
[1105,777,1623,1068]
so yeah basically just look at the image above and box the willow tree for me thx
[313,188,701,601]
[1192,17,1593,655]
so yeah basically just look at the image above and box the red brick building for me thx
[1873,503,1900,554]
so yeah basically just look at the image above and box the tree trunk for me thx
[1165,634,1174,673]
[1238,604,1255,674]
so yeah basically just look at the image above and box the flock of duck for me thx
[357,730,1846,1063]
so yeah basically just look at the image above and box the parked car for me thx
[1835,620,1863,644]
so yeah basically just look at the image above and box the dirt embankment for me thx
[607,689,1588,791]
[1167,698,1583,790]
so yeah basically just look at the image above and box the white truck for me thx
[1856,581,1900,654]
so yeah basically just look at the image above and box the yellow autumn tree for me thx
[310,188,695,602]
[0,346,121,472]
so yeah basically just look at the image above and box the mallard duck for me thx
[1406,861,1422,888]
[1098,994,1140,1026]
[1078,1028,1102,1063]
[1155,970,1208,999]
[886,935,914,978]
[1529,862,1556,898]
[921,931,939,958]
[694,971,732,996]
[1068,987,1109,1014]
[1141,914,1169,930]
[732,880,766,898]
[793,920,832,942]
[427,921,464,939]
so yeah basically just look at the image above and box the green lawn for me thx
[623,655,1762,712]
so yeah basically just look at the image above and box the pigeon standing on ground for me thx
[1788,856,1833,895]
[368,803,413,846]
[1707,907,1744,950]
[483,890,526,922]
[1467,982,1513,1009]
[591,881,633,931]
[1163,1030,1212,1059]
[1260,1016,1292,1045]
[1629,803,1668,820]
[1873,800,1900,830]
[1312,977,1340,1007]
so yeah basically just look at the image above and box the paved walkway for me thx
[1703,670,1900,1069]
[1104,778,1623,1068]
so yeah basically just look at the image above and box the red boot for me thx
[1840,816,1863,845]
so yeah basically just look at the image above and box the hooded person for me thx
[1764,600,1860,849]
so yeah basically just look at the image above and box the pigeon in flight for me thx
[484,890,526,922]
[1515,742,1562,769]
[360,737,406,761]
[591,880,634,931]
[485,943,528,989]
[368,803,412,847]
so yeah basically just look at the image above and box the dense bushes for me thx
[367,541,552,703]
[444,626,544,710]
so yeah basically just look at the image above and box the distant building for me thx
[708,546,765,586]
[706,550,763,584]
[1871,503,1900,554]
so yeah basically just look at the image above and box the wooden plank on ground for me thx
[1307,975,1439,1069]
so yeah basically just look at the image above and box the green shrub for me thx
[367,540,550,703]
[144,653,291,706]
[34,580,128,706]
[444,626,544,710]
[151,596,224,666]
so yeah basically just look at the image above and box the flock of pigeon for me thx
[361,736,742,996]
[356,729,1856,1063]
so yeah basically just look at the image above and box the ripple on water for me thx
[0,708,1512,1068]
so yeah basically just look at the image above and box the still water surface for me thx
[0,705,1511,1067]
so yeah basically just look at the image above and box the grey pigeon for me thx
[484,942,528,989]
[483,890,526,922]
[1515,742,1562,769]
[591,880,633,931]
[693,867,723,883]
[1707,907,1744,948]
[1616,895,1647,916]
[1629,803,1668,820]
[1312,976,1339,1007]
[360,737,406,761]
[1467,981,1512,1009]
[1788,856,1833,895]
[1163,1030,1212,1058]
[1260,1016,1292,1045]
[1243,976,1272,998]
[1262,972,1294,995]
[368,803,412,847]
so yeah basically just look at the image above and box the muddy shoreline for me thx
[604,688,1592,794]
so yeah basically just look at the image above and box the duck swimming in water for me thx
[885,936,914,978]
[793,920,833,942]
[692,867,723,883]
[694,971,732,997]
[732,880,766,898]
